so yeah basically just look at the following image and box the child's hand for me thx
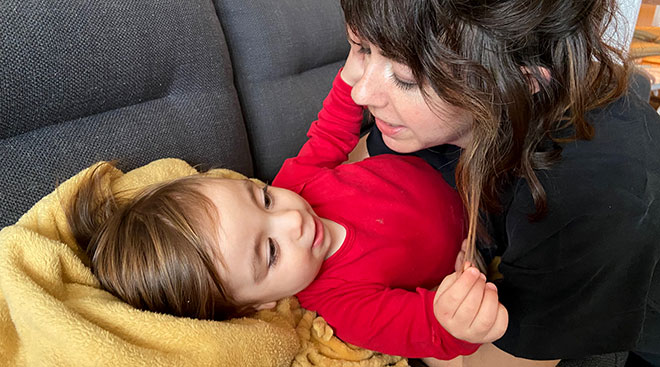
[433,264,508,344]
[341,28,365,87]
[454,239,467,273]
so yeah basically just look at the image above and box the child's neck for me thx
[320,217,346,259]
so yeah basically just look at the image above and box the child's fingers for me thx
[482,303,509,342]
[434,271,459,296]
[454,252,465,273]
[341,28,366,86]
[433,272,458,315]
[469,282,499,333]
[434,267,481,320]
[452,274,486,326]
[454,243,466,273]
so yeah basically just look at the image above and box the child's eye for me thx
[262,184,272,209]
[268,238,279,268]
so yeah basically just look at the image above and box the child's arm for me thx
[273,71,363,190]
[302,268,506,360]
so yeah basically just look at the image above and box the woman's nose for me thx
[351,59,386,108]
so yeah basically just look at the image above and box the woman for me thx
[339,0,660,366]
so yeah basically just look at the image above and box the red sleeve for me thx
[273,70,363,191]
[300,283,479,359]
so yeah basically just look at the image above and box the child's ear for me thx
[254,301,277,311]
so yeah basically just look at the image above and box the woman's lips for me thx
[375,117,405,137]
[311,216,324,249]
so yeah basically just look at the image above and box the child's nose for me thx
[275,209,304,241]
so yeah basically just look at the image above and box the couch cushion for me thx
[0,0,252,228]
[213,0,349,180]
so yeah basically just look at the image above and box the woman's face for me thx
[348,31,474,152]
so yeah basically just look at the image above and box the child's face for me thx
[200,178,336,310]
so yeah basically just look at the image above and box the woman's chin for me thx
[382,135,421,154]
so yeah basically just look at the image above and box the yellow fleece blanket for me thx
[0,158,406,367]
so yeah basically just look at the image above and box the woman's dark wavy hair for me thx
[341,0,630,267]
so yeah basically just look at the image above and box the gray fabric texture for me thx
[214,0,349,180]
[1,0,252,228]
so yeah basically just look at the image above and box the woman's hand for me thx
[433,264,508,344]
[340,28,365,86]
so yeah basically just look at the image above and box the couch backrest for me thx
[0,0,252,228]
[213,0,349,181]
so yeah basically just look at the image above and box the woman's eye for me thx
[262,185,272,209]
[391,74,417,91]
[268,238,278,268]
[386,62,418,91]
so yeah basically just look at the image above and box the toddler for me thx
[67,70,505,360]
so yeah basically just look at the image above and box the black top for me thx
[366,91,660,360]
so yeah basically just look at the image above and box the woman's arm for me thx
[493,144,659,359]
[462,343,559,367]
[423,344,559,367]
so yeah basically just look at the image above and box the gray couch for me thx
[0,1,636,366]
[0,0,348,228]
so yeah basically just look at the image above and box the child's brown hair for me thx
[66,162,251,320]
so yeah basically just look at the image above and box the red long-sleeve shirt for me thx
[272,72,478,359]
